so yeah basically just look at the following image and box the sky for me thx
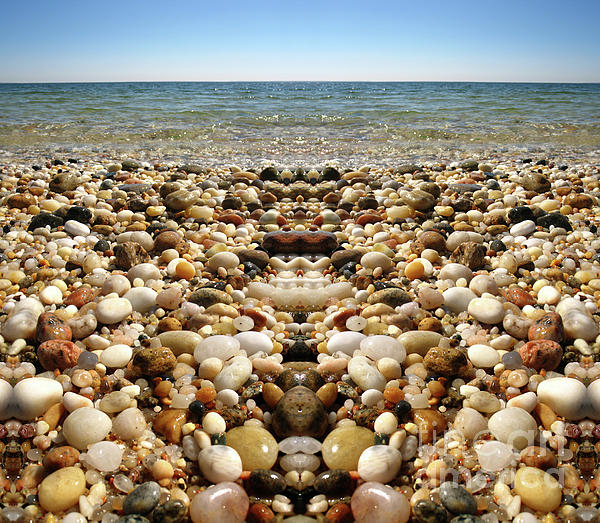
[1,0,599,82]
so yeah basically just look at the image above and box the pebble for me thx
[12,377,63,420]
[351,482,410,523]
[62,407,112,449]
[213,355,252,391]
[158,330,203,355]
[327,331,366,355]
[475,441,515,472]
[272,386,328,438]
[226,426,278,470]
[99,343,133,368]
[397,330,442,356]
[85,441,124,471]
[536,376,588,419]
[96,297,133,324]
[322,426,374,470]
[514,466,562,512]
[234,331,273,355]
[518,339,562,371]
[123,482,161,514]
[467,344,500,368]
[453,407,488,440]
[37,339,81,371]
[198,445,243,483]
[112,407,147,440]
[439,481,477,515]
[38,466,86,513]
[443,287,476,312]
[360,335,406,362]
[190,482,249,523]
[488,407,537,450]
[357,445,402,482]
[467,297,505,324]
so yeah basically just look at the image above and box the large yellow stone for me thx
[226,426,278,470]
[38,466,86,513]
[514,466,562,513]
[322,426,374,471]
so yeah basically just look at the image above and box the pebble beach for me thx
[0,153,599,523]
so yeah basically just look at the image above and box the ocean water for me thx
[0,82,599,165]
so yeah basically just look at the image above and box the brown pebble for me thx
[534,402,558,430]
[37,339,81,371]
[316,382,338,408]
[63,286,97,308]
[423,346,468,377]
[157,317,182,333]
[325,503,353,523]
[132,346,177,376]
[418,317,443,333]
[153,408,188,443]
[411,409,447,444]
[450,241,486,269]
[113,241,150,269]
[154,230,189,254]
[528,312,564,343]
[504,287,536,308]
[520,446,557,470]
[262,383,285,407]
[42,402,66,431]
[518,339,563,372]
[247,503,275,523]
[43,446,80,471]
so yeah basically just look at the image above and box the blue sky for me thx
[1,0,599,82]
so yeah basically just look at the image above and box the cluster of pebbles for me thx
[0,156,599,523]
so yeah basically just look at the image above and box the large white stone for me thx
[194,335,240,363]
[99,344,132,368]
[213,356,252,391]
[348,356,387,391]
[198,445,242,483]
[468,297,505,324]
[327,331,366,356]
[488,407,537,450]
[467,344,500,368]
[476,441,515,472]
[357,445,402,483]
[123,287,157,313]
[95,297,132,324]
[2,297,45,341]
[12,377,63,421]
[443,287,476,313]
[0,379,14,420]
[453,407,488,440]
[62,407,112,450]
[360,335,406,363]
[233,331,273,356]
[537,377,588,420]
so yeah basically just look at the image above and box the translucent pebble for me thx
[113,474,134,493]
[501,351,522,370]
[78,350,99,370]
[280,452,321,472]
[85,441,124,472]
[476,441,515,472]
[278,436,322,454]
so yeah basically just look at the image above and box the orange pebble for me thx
[195,387,217,403]
[383,388,404,403]
[176,260,196,280]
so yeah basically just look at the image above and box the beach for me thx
[0,82,599,522]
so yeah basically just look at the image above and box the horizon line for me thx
[1,79,600,85]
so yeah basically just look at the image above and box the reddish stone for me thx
[326,503,354,523]
[528,312,564,343]
[518,339,563,371]
[37,340,82,371]
[412,230,447,254]
[504,287,536,308]
[217,213,245,226]
[356,213,383,226]
[42,445,80,470]
[63,286,97,308]
[36,312,72,343]
[153,230,189,254]
[247,503,275,523]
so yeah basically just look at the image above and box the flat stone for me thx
[158,330,203,356]
[367,288,411,308]
[96,297,132,324]
[188,288,233,307]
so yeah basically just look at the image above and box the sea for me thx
[0,82,599,167]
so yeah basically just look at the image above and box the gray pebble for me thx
[439,481,477,515]
[123,481,161,515]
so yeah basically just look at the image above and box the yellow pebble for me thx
[152,459,174,481]
[317,341,328,354]
[175,260,196,280]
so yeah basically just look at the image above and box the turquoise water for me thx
[0,82,599,164]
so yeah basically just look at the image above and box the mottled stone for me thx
[271,386,328,438]
[424,346,468,377]
[520,446,557,470]
[225,426,278,470]
[36,312,72,343]
[414,500,449,523]
[411,409,448,444]
[246,469,287,496]
[450,241,486,270]
[114,242,150,269]
[367,288,411,308]
[188,288,233,307]
[132,346,177,376]
[190,482,249,523]
[42,445,80,471]
[439,482,477,515]
[518,339,562,371]
[275,368,324,391]
[504,287,536,308]
[314,470,353,496]
[64,286,97,308]
[528,312,564,343]
[152,500,187,523]
[37,339,82,371]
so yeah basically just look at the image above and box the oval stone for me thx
[271,386,328,438]
[322,426,374,471]
[225,426,278,470]
[38,466,86,513]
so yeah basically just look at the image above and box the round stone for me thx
[123,287,157,313]
[112,407,147,440]
[38,340,81,371]
[351,482,410,523]
[190,482,249,523]
[467,297,505,324]
[194,335,240,363]
[327,331,366,356]
[453,407,488,440]
[467,344,500,368]
[348,356,387,391]
[488,407,537,450]
[85,441,123,472]
[536,377,588,419]
[322,426,374,471]
[225,426,278,470]
[99,344,132,368]
[62,407,112,450]
[518,340,562,371]
[202,412,226,435]
[38,466,86,513]
[359,335,406,363]
[357,445,402,483]
[443,287,476,313]
[96,297,133,324]
[271,386,328,438]
[213,356,252,392]
[233,316,254,331]
[439,481,477,514]
[123,481,161,515]
[198,445,242,483]
[233,331,273,356]
[514,467,562,513]
[475,441,515,472]
[12,377,63,420]
[373,412,398,434]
